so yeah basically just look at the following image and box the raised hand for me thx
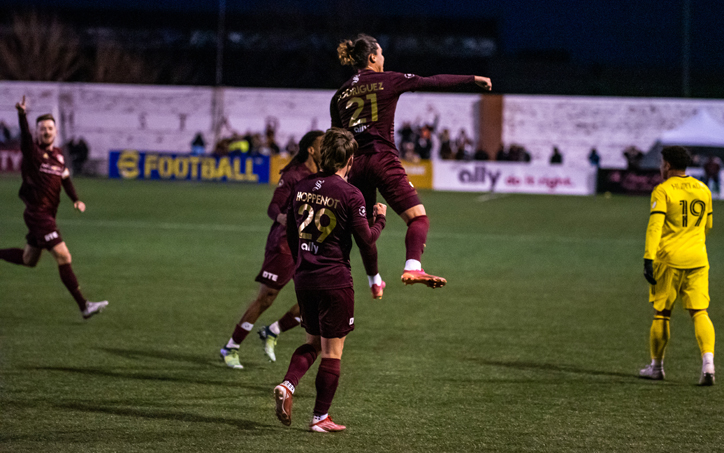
[15,95,26,114]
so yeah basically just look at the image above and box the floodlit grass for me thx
[1,176,723,452]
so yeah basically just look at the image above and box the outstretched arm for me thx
[394,73,492,94]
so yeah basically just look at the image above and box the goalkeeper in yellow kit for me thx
[640,146,715,385]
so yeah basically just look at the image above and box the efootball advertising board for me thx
[108,150,269,183]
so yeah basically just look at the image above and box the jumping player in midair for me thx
[332,34,492,291]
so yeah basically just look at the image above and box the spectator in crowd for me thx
[550,146,563,165]
[588,148,601,167]
[474,147,489,161]
[623,146,644,170]
[438,129,454,160]
[454,128,473,160]
[414,125,433,160]
[191,133,206,156]
[67,137,89,175]
[703,155,721,194]
[0,121,11,143]
[398,121,415,151]
[495,144,509,161]
[284,136,298,158]
[264,118,281,155]
[401,141,418,162]
[508,144,531,162]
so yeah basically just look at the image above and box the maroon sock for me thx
[231,322,253,344]
[278,311,301,333]
[0,248,25,265]
[58,263,87,311]
[405,215,429,261]
[283,343,319,388]
[313,358,341,416]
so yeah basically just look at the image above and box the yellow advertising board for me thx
[270,154,292,185]
[401,159,433,190]
[270,154,432,189]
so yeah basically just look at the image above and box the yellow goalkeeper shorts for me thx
[649,263,710,311]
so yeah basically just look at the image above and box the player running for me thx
[274,128,386,432]
[639,146,716,385]
[331,33,492,289]
[220,131,325,369]
[0,96,107,319]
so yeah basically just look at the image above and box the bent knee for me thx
[55,253,72,265]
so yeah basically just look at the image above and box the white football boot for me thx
[82,300,108,319]
[639,363,665,380]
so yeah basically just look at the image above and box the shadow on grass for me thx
[100,347,219,368]
[55,402,273,432]
[467,358,652,380]
[31,366,271,393]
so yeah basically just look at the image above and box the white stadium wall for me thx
[503,95,724,168]
[0,81,480,171]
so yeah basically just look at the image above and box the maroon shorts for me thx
[254,249,295,290]
[24,210,63,250]
[348,151,421,216]
[295,287,355,338]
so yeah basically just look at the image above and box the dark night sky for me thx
[2,0,722,68]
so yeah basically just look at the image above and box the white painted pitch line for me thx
[476,193,510,203]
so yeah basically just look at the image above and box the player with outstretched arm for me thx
[273,128,387,432]
[0,96,107,318]
[639,146,716,385]
[220,130,325,369]
[331,34,492,291]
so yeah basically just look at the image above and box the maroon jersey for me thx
[264,160,314,255]
[330,70,478,154]
[17,111,76,215]
[286,173,385,290]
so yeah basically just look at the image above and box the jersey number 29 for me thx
[298,204,338,243]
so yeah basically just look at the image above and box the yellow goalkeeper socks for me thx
[693,310,715,356]
[650,315,670,364]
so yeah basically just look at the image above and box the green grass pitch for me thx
[1,176,723,452]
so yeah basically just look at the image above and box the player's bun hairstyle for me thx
[337,34,379,70]
[35,113,55,124]
[661,146,692,170]
[320,128,357,174]
[281,129,325,173]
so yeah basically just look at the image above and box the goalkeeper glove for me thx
[643,259,656,285]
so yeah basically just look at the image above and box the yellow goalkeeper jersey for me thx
[644,175,712,268]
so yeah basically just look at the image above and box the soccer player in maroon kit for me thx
[0,97,108,318]
[220,131,325,369]
[332,34,492,288]
[274,128,387,433]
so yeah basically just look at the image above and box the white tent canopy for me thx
[659,110,724,147]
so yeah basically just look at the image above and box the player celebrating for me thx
[639,146,715,385]
[273,128,386,432]
[220,131,325,369]
[331,34,492,289]
[0,96,107,318]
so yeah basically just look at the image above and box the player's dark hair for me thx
[281,130,324,173]
[36,113,55,124]
[337,34,379,70]
[661,146,691,170]
[320,128,357,174]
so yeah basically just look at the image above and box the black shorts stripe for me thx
[650,211,666,215]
